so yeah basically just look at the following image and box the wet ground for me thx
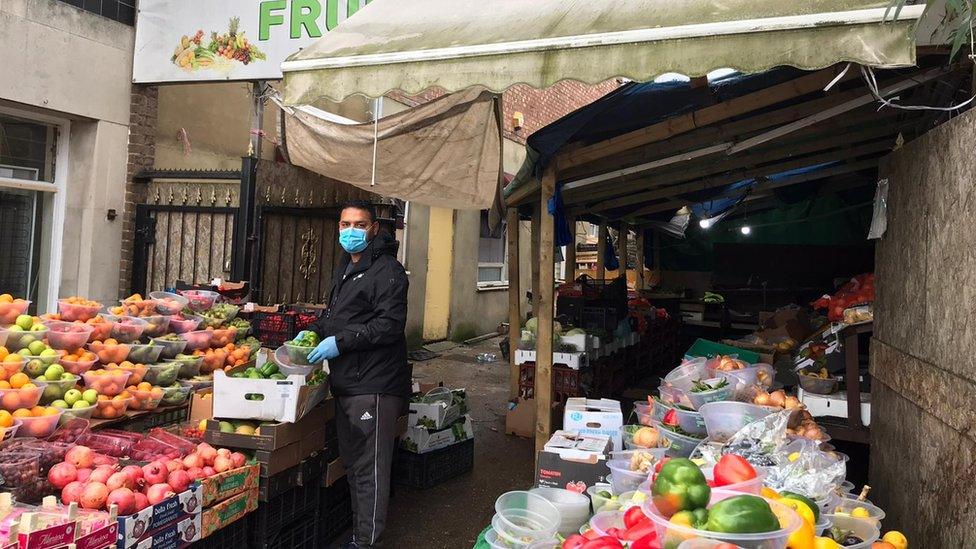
[329,337,534,548]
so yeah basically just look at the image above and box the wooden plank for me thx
[635,229,646,290]
[564,215,576,282]
[535,165,556,454]
[596,221,607,279]
[507,206,521,400]
[628,157,882,217]
[531,204,541,319]
[505,178,540,206]
[559,67,849,169]
[584,127,899,210]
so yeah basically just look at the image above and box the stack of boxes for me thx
[534,398,623,493]
[393,385,475,489]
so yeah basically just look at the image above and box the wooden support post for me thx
[535,166,557,454]
[531,205,541,319]
[636,229,646,290]
[507,207,521,400]
[596,221,607,279]
[565,216,577,282]
[617,222,629,281]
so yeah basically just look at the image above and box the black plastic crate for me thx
[251,310,322,348]
[259,462,302,502]
[319,476,353,545]
[253,510,320,549]
[393,438,474,489]
[194,511,253,548]
[254,481,320,535]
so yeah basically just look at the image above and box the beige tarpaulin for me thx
[278,87,502,212]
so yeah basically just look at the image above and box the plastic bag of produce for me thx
[764,438,847,500]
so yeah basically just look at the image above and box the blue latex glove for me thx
[307,336,339,363]
[294,330,313,342]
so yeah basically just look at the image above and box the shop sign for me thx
[133,0,372,83]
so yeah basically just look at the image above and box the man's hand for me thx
[308,336,340,363]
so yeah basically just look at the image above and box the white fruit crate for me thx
[514,349,588,370]
[798,388,871,426]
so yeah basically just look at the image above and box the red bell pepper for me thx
[629,532,660,549]
[563,535,588,549]
[713,454,756,486]
[622,517,657,541]
[662,409,678,427]
[580,537,624,549]
[624,506,648,529]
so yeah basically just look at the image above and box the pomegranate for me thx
[64,446,94,469]
[92,453,116,466]
[81,482,109,510]
[165,459,183,473]
[145,483,173,505]
[197,444,217,466]
[183,453,203,469]
[142,462,167,485]
[133,492,150,512]
[167,470,191,493]
[48,462,78,489]
[185,467,205,480]
[229,452,246,469]
[201,466,215,477]
[212,455,232,473]
[61,481,85,505]
[76,468,92,482]
[106,488,136,515]
[216,448,231,458]
[121,465,144,486]
[89,465,116,485]
[107,472,133,491]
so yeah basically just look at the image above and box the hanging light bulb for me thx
[699,218,713,229]
[740,225,752,235]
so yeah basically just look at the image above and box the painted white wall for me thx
[0,0,134,309]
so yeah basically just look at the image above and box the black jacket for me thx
[309,232,411,398]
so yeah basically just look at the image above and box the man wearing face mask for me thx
[296,200,410,549]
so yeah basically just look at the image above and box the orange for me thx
[114,393,129,402]
[97,395,109,401]
[1,393,20,410]
[44,407,59,416]
[0,294,12,303]
[137,382,152,391]
[0,382,10,390]
[3,354,22,363]
[0,348,7,361]
[11,409,30,418]
[20,382,35,390]
[9,373,28,389]
[29,406,45,417]
[0,411,12,428]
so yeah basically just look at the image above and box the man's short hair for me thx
[339,200,376,222]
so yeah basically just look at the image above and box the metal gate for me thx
[251,205,340,306]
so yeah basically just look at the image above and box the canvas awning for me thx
[280,0,924,104]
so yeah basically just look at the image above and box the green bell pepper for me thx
[651,458,710,517]
[703,495,780,534]
[258,361,279,377]
[670,508,709,529]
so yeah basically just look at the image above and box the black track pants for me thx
[335,393,406,547]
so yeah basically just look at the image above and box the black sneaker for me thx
[338,541,360,549]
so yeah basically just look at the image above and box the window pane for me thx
[478,236,505,263]
[478,267,503,283]
[0,189,41,302]
[0,115,57,183]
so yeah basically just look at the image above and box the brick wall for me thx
[118,85,158,298]
[387,79,622,143]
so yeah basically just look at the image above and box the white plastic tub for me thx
[686,379,734,410]
[528,487,589,537]
[821,514,880,548]
[664,358,707,390]
[606,459,650,494]
[698,401,778,442]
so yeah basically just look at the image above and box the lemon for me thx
[632,491,647,503]
[882,530,908,549]
[851,506,870,518]
[788,451,801,462]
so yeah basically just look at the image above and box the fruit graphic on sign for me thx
[172,17,266,73]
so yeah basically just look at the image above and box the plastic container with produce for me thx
[104,361,148,386]
[127,343,163,364]
[165,314,203,334]
[150,335,188,359]
[144,362,180,386]
[148,292,189,315]
[105,316,147,343]
[93,396,132,419]
[57,298,102,322]
[43,321,95,350]
[180,290,220,312]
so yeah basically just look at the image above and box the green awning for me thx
[281,0,923,104]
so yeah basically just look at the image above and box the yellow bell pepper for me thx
[813,537,841,549]
[780,498,816,526]
[784,516,815,549]
[761,487,781,500]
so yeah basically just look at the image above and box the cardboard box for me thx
[128,514,201,549]
[188,388,213,425]
[200,488,258,539]
[212,367,329,423]
[117,484,203,548]
[254,425,326,477]
[563,398,624,451]
[407,399,461,430]
[505,398,535,438]
[322,457,346,488]
[400,415,473,454]
[544,431,612,461]
[536,449,611,493]
[74,521,118,549]
[204,399,332,451]
[199,464,260,507]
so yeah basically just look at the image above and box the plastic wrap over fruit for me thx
[763,438,847,500]
[693,410,793,468]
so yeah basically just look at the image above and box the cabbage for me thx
[565,328,587,336]
[524,317,538,334]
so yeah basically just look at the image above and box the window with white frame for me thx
[0,112,63,310]
[477,211,506,286]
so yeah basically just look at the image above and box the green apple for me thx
[60,372,75,381]
[27,340,47,356]
[18,335,35,347]
[43,384,62,401]
[6,325,23,332]
[15,315,32,330]
[82,389,99,404]
[44,364,64,381]
[72,399,91,410]
[30,323,46,332]
[24,359,45,378]
[63,389,82,406]
[50,400,69,409]
[16,349,31,357]
[218,421,234,433]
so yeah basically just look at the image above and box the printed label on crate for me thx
[200,464,260,507]
[118,484,202,548]
[74,521,118,549]
[2,542,17,549]
[130,514,201,549]
[18,522,76,549]
[400,414,473,454]
[201,488,258,539]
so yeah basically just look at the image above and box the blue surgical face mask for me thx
[339,227,370,253]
